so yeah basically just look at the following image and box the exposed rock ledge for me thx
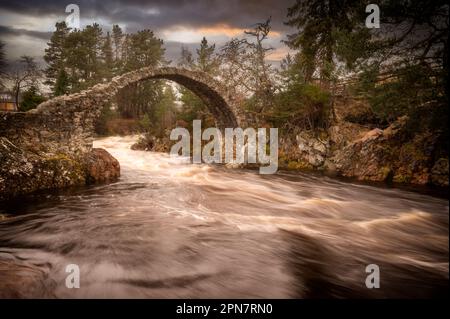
[279,117,448,187]
[0,137,120,202]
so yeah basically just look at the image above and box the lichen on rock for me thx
[0,137,120,202]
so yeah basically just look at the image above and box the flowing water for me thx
[0,135,448,298]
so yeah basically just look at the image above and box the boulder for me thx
[0,138,120,201]
[131,133,172,152]
[86,148,120,184]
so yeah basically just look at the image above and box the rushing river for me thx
[0,135,448,298]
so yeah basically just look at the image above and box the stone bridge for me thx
[0,67,243,156]
[0,67,245,200]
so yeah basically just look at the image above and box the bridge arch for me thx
[34,67,242,130]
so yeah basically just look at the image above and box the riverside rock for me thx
[86,148,120,184]
[0,137,120,201]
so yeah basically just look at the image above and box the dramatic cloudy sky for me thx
[0,0,297,67]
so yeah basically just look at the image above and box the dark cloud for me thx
[0,0,297,63]
[0,0,296,31]
[0,25,52,40]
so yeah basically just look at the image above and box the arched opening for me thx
[109,67,240,130]
[148,74,238,129]
[29,67,241,150]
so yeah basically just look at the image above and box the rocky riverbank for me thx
[0,137,120,202]
[7,110,439,195]
[131,116,448,188]
[279,116,448,187]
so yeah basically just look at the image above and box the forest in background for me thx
[0,0,448,158]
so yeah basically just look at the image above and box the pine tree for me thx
[20,85,46,111]
[54,69,70,96]
[112,25,124,75]
[152,84,177,136]
[63,29,87,92]
[62,23,105,91]
[285,0,366,85]
[123,30,165,71]
[178,46,194,68]
[102,31,114,80]
[177,38,219,125]
[44,21,70,92]
[83,23,104,85]
[116,29,166,118]
[196,37,218,73]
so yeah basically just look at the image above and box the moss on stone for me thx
[44,153,74,162]
[380,166,393,181]
[286,160,312,171]
[42,153,86,186]
[393,173,412,184]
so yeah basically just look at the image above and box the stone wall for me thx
[0,110,94,157]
